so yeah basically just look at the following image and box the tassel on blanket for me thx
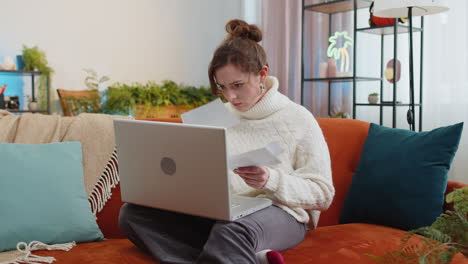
[88,149,120,216]
[0,241,76,264]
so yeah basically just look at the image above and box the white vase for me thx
[28,101,38,111]
[368,95,379,104]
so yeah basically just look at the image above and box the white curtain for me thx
[424,1,468,183]
[260,0,302,103]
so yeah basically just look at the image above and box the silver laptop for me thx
[113,119,272,221]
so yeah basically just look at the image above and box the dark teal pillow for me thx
[340,122,464,230]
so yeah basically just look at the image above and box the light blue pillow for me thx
[0,142,104,252]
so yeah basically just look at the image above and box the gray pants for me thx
[119,203,307,264]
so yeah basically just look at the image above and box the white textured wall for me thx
[0,0,242,97]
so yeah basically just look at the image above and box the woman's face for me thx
[214,64,268,112]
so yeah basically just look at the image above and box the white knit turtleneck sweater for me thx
[226,76,334,228]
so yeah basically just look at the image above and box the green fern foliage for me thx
[21,45,54,109]
[102,81,219,115]
[369,186,468,264]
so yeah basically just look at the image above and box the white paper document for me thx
[181,98,240,128]
[228,142,283,170]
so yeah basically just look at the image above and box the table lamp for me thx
[373,0,449,131]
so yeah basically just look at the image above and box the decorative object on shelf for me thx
[102,80,219,118]
[368,1,406,27]
[319,61,328,78]
[83,68,110,90]
[21,45,54,109]
[384,59,401,83]
[16,55,25,71]
[0,56,16,70]
[334,111,351,119]
[327,31,353,77]
[374,0,449,131]
[327,58,337,78]
[28,101,38,111]
[6,96,20,109]
[0,84,6,95]
[331,106,351,119]
[0,84,7,110]
[26,96,38,111]
[0,84,5,109]
[368,92,379,104]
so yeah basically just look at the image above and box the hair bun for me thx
[225,19,262,42]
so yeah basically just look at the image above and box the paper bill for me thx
[228,142,284,170]
[181,98,240,128]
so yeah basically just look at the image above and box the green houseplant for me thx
[21,45,53,109]
[102,80,219,118]
[368,92,379,104]
[368,186,468,264]
[83,68,110,90]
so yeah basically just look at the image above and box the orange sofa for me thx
[35,118,468,263]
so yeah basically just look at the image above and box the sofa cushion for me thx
[340,123,464,230]
[34,239,154,264]
[315,118,370,227]
[282,223,468,264]
[32,227,468,264]
[96,184,126,238]
[0,142,104,252]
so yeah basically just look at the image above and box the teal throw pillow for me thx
[0,142,104,252]
[340,123,464,230]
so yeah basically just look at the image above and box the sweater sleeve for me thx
[262,117,335,211]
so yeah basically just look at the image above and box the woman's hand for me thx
[234,166,270,189]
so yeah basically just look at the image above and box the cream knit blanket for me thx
[0,110,131,202]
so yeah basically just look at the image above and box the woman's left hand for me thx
[234,166,270,189]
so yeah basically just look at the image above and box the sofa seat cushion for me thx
[34,239,154,264]
[31,225,468,264]
[282,223,468,264]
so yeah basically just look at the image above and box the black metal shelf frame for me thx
[301,0,423,130]
[355,103,421,106]
[304,0,371,14]
[304,77,381,82]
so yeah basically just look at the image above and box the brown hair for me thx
[208,19,269,94]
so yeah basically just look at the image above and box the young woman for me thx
[119,19,334,264]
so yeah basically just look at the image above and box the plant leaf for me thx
[99,76,110,83]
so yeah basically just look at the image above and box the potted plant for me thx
[368,186,468,263]
[334,111,350,119]
[102,80,219,118]
[368,92,379,104]
[21,45,53,109]
[26,95,38,111]
[83,68,110,90]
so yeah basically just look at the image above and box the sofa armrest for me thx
[96,184,126,239]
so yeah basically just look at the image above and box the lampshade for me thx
[374,0,449,17]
